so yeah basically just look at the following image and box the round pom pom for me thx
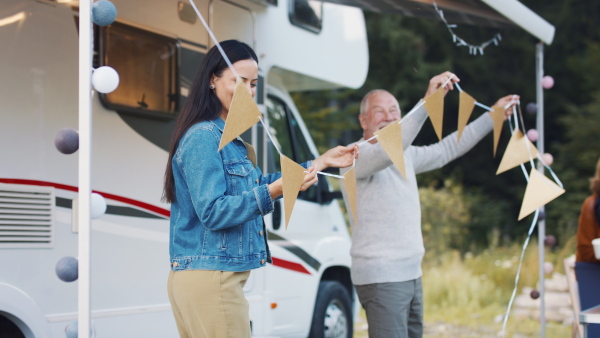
[544,262,554,275]
[542,76,554,89]
[54,128,79,154]
[92,66,119,94]
[541,153,554,166]
[526,129,539,142]
[526,102,537,115]
[56,256,78,282]
[91,193,107,219]
[92,0,117,26]
[530,289,540,299]
[538,211,546,221]
[65,320,78,338]
[544,235,556,247]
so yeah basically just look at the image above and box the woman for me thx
[576,158,600,263]
[162,40,357,338]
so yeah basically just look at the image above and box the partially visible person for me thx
[341,71,519,338]
[576,158,600,263]
[162,39,358,338]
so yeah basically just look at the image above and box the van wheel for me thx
[0,315,25,338]
[309,281,353,338]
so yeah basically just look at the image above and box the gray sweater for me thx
[341,104,493,285]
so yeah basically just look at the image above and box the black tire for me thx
[0,315,25,338]
[308,280,353,338]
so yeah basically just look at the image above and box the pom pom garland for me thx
[526,129,539,142]
[54,128,79,154]
[56,256,78,282]
[92,0,117,26]
[542,75,554,89]
[526,102,537,114]
[544,235,556,247]
[91,193,107,219]
[92,66,119,94]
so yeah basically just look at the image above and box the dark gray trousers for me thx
[355,277,423,338]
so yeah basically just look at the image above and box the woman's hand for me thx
[312,144,359,171]
[267,166,320,199]
[489,94,520,121]
[299,166,318,191]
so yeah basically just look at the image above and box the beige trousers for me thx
[167,270,251,338]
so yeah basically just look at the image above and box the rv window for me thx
[266,97,294,171]
[266,95,319,202]
[289,0,323,33]
[99,22,178,119]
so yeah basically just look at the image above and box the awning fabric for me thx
[321,0,555,44]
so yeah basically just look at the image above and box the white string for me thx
[432,0,502,55]
[188,0,239,79]
[501,209,539,336]
[440,74,455,89]
[305,171,345,179]
[537,154,564,189]
[475,101,493,112]
[507,115,530,182]
[258,116,281,156]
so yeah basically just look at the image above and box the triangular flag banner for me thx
[518,168,565,220]
[374,120,406,179]
[496,130,540,175]
[457,91,476,144]
[281,155,305,229]
[343,166,358,226]
[423,87,445,141]
[491,106,505,157]
[218,80,261,151]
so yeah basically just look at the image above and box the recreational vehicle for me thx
[0,0,368,337]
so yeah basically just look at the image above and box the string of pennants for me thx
[187,0,565,230]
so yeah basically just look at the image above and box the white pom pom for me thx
[91,193,107,219]
[92,66,119,93]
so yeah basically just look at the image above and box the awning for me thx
[321,0,555,44]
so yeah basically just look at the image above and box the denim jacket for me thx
[169,117,310,272]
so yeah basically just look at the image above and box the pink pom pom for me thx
[542,76,554,89]
[541,153,554,166]
[544,262,554,275]
[526,129,539,142]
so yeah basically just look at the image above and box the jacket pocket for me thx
[224,160,255,195]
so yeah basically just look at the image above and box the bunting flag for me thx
[457,91,476,144]
[281,155,306,229]
[518,168,565,221]
[342,166,358,226]
[218,80,261,151]
[491,106,505,157]
[496,130,540,175]
[374,120,406,179]
[423,87,445,141]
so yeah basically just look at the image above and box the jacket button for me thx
[172,262,179,267]
[255,178,259,184]
[259,230,263,236]
[261,259,265,264]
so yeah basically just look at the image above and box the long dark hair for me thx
[162,40,258,203]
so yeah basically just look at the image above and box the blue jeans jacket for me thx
[169,117,309,272]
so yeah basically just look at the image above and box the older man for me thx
[341,71,517,338]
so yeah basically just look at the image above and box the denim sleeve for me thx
[177,128,267,230]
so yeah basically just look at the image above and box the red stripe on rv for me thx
[0,178,170,218]
[270,257,311,275]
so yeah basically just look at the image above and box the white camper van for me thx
[0,0,368,337]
